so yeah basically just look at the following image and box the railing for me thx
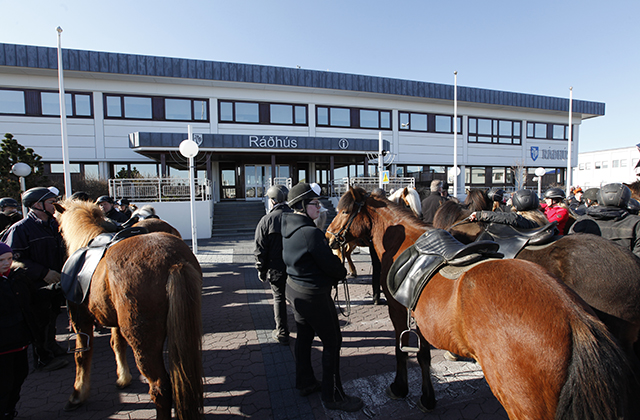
[331,176,416,197]
[109,178,212,202]
[269,177,292,189]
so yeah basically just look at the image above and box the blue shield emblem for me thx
[530,146,539,161]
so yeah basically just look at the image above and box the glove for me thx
[258,270,268,282]
[44,270,61,285]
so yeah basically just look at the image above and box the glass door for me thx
[221,169,236,200]
[245,165,271,200]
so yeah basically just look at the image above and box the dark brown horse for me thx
[56,200,203,420]
[433,199,640,366]
[327,187,629,420]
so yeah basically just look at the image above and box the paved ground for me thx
[17,235,508,419]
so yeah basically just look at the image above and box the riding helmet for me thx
[0,197,19,209]
[95,195,114,205]
[628,198,640,215]
[70,191,90,201]
[511,189,539,212]
[487,188,505,203]
[583,188,599,203]
[287,182,320,209]
[266,185,289,204]
[597,183,631,209]
[543,187,566,200]
[117,198,130,206]
[22,186,59,209]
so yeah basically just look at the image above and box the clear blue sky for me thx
[2,0,638,153]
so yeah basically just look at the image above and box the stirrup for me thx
[399,310,420,353]
[67,332,91,353]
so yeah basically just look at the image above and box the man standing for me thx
[421,180,446,224]
[95,196,128,224]
[254,185,292,345]
[1,187,68,371]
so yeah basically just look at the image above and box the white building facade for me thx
[572,146,640,189]
[0,42,605,200]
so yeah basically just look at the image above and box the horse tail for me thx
[556,312,629,420]
[166,262,204,420]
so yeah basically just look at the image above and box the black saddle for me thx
[61,226,148,304]
[387,229,502,310]
[476,222,558,259]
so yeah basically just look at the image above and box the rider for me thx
[281,182,362,412]
[541,187,570,235]
[469,189,547,229]
[569,183,640,258]
[95,196,128,224]
[573,187,599,216]
[254,184,292,345]
[0,198,22,233]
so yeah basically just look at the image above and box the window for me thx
[595,161,601,169]
[602,161,608,169]
[621,159,627,167]
[468,117,521,145]
[50,163,81,173]
[399,112,461,134]
[0,89,26,114]
[579,163,585,170]
[492,167,505,183]
[317,106,391,129]
[612,160,619,168]
[105,95,208,121]
[527,122,573,141]
[330,108,350,127]
[40,91,93,117]
[219,100,307,125]
[124,97,152,119]
[585,162,591,170]
[465,167,486,184]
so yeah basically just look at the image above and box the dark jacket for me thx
[254,203,292,276]
[0,212,66,284]
[0,266,38,353]
[421,194,446,224]
[570,206,640,258]
[105,207,128,223]
[281,212,347,293]
[476,211,540,229]
[0,212,22,233]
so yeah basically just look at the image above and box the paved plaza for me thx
[17,235,507,419]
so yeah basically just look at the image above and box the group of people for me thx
[0,188,134,420]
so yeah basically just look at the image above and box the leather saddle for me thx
[387,229,502,310]
[476,221,558,259]
[61,226,148,304]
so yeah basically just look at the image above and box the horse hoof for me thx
[116,381,131,390]
[64,400,84,412]
[347,273,357,279]
[443,351,460,361]
[417,397,436,413]
[385,385,407,400]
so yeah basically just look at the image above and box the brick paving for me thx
[16,235,508,419]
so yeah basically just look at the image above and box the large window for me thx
[0,88,92,117]
[105,94,209,121]
[468,117,521,145]
[165,98,208,121]
[219,100,307,125]
[316,106,391,129]
[0,89,26,114]
[527,122,574,141]
[399,111,461,134]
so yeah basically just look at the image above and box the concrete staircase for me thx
[212,201,266,237]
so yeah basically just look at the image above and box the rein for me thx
[326,193,369,245]
[447,215,475,232]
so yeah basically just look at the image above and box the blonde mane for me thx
[56,199,108,254]
[389,187,422,218]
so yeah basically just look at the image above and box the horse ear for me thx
[54,202,66,214]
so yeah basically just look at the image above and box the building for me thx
[0,42,605,201]
[572,146,640,189]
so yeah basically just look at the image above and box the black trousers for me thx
[0,347,29,415]
[287,285,346,403]
[268,270,289,337]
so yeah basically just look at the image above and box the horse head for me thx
[464,188,492,211]
[327,186,378,249]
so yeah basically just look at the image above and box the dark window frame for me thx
[317,105,392,130]
[0,88,94,118]
[104,94,210,122]
[399,111,461,134]
[526,121,574,141]
[468,117,522,145]
[218,100,308,126]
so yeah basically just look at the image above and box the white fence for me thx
[332,176,416,197]
[109,178,212,202]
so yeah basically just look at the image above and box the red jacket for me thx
[541,203,570,235]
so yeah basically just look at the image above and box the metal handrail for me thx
[109,178,212,202]
[331,176,416,197]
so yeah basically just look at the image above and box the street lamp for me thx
[179,125,199,254]
[535,167,546,198]
[11,162,31,217]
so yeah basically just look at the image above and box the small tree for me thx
[0,133,48,200]
[115,166,142,179]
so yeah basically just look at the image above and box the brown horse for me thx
[56,200,203,420]
[433,199,640,366]
[327,187,629,420]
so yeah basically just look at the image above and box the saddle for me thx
[387,229,502,310]
[61,227,148,304]
[476,222,558,259]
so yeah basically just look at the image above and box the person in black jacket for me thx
[95,196,128,224]
[0,243,40,420]
[1,187,68,372]
[421,180,446,224]
[254,184,293,345]
[0,198,22,233]
[281,183,363,412]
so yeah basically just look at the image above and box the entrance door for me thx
[221,169,237,200]
[245,165,271,200]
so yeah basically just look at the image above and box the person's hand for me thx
[469,212,478,222]
[44,269,61,284]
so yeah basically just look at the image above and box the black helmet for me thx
[512,189,539,212]
[266,185,289,203]
[544,187,566,200]
[597,183,631,208]
[487,188,505,203]
[287,182,320,209]
[0,197,19,209]
[628,198,640,215]
[22,186,59,209]
[116,198,130,206]
[583,188,599,203]
[70,191,90,201]
[95,195,114,205]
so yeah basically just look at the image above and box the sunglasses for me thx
[307,201,321,208]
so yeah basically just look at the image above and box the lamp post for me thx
[566,87,573,197]
[179,125,199,254]
[453,70,458,198]
[56,26,72,198]
[11,162,31,217]
[535,167,546,198]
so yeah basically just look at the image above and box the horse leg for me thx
[416,331,436,412]
[110,327,132,389]
[346,249,357,277]
[65,306,95,411]
[385,304,411,399]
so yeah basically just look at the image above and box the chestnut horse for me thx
[433,200,640,366]
[327,187,629,420]
[56,200,203,420]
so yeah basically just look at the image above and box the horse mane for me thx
[57,199,108,254]
[464,188,492,211]
[432,200,471,229]
[388,187,422,218]
[338,186,423,223]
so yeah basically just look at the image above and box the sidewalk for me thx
[17,235,507,419]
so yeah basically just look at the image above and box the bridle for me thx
[327,193,369,246]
